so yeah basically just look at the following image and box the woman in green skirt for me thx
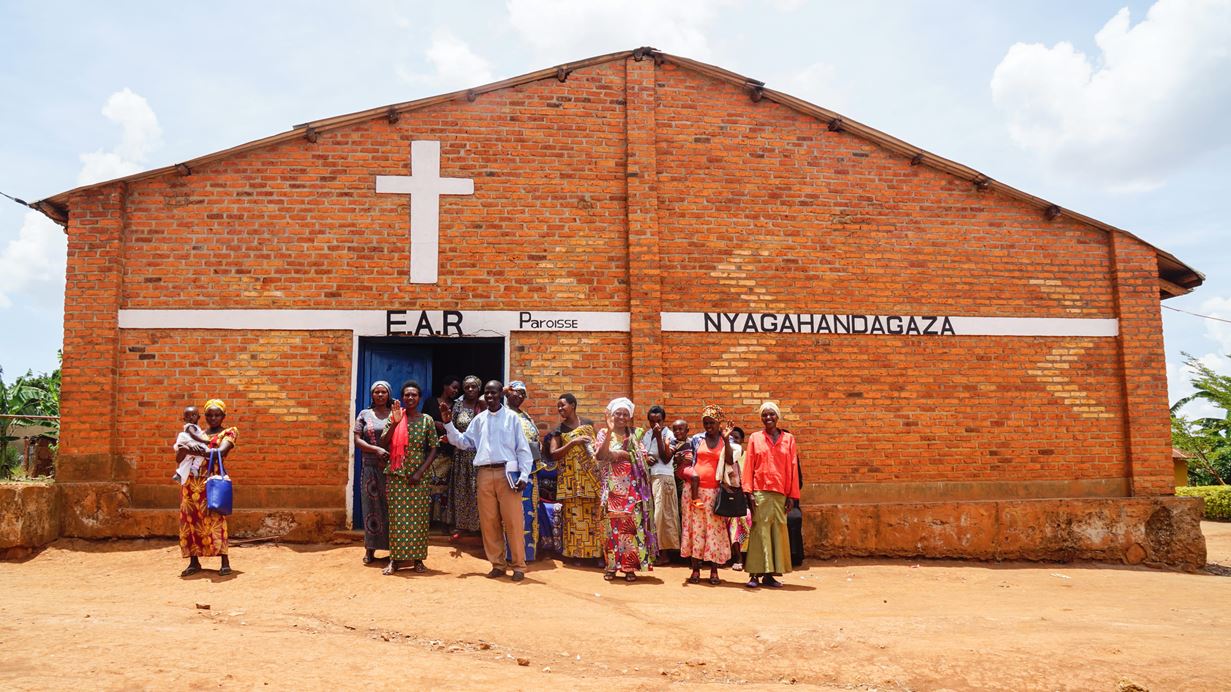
[380,380,440,575]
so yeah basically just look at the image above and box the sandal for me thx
[708,573,721,585]
[179,565,201,577]
[745,577,761,589]
[603,571,616,581]
[624,572,637,583]
[761,576,783,588]
[218,566,232,577]
[362,551,374,565]
[382,562,398,576]
[687,571,701,585]
[413,561,426,573]
[731,562,744,572]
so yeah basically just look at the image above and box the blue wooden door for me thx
[354,339,432,529]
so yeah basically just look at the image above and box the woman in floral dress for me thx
[595,397,657,582]
[176,399,237,577]
[680,404,738,585]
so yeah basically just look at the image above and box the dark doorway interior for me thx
[353,336,504,529]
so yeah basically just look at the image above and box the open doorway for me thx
[352,336,504,529]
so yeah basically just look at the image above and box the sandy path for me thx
[3,524,1230,690]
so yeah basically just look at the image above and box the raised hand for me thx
[438,400,453,424]
[389,399,404,424]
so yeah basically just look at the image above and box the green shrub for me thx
[1177,486,1231,521]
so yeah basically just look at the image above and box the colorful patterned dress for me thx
[446,400,482,532]
[555,420,603,559]
[353,408,390,551]
[536,428,561,555]
[726,447,752,550]
[178,427,237,558]
[601,428,658,573]
[680,434,733,564]
[383,414,438,561]
[507,409,544,562]
[425,396,454,524]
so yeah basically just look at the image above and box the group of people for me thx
[355,376,802,588]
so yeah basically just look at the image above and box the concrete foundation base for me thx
[0,482,61,559]
[5,481,1208,570]
[801,496,1206,571]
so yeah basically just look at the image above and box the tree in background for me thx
[1171,353,1231,486]
[0,356,61,477]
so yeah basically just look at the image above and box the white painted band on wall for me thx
[117,309,1118,338]
[117,309,630,336]
[660,312,1119,337]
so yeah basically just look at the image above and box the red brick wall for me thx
[118,329,352,508]
[119,60,630,310]
[58,55,1175,508]
[655,64,1115,318]
[59,186,125,482]
[510,332,631,433]
[650,64,1134,500]
[661,334,1126,493]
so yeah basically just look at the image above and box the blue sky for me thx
[1,0,1229,414]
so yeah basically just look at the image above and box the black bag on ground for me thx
[787,505,804,566]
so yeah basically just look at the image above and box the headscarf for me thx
[462,375,482,388]
[508,380,527,396]
[203,399,226,413]
[606,397,634,416]
[387,412,409,473]
[700,404,725,424]
[759,401,782,417]
[370,380,391,394]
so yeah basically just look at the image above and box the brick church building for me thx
[35,48,1206,567]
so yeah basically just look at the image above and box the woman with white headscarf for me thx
[741,401,800,588]
[594,397,658,582]
[353,381,393,564]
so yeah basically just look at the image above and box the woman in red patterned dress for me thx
[176,399,237,577]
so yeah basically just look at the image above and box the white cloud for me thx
[505,0,725,63]
[1196,295,1231,356]
[397,29,494,90]
[78,88,163,185]
[0,211,66,310]
[0,87,159,359]
[990,0,1231,191]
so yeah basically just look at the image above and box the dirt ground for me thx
[3,523,1230,691]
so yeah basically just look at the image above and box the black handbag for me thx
[712,484,748,518]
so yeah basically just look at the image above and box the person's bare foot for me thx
[382,561,399,576]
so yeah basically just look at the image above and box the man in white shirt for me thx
[441,379,534,581]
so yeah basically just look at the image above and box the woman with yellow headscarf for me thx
[177,399,238,577]
[679,404,738,585]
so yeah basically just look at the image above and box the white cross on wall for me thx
[376,141,474,284]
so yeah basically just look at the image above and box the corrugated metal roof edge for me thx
[33,46,1202,291]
